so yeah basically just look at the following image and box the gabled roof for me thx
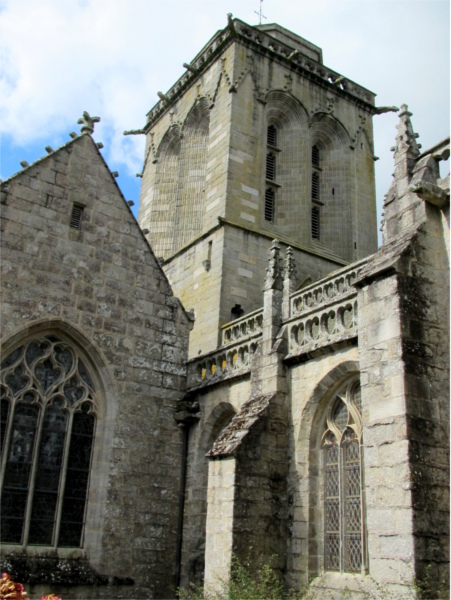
[0,129,193,324]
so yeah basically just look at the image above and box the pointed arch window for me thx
[322,379,365,573]
[0,335,97,548]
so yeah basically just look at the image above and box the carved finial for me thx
[392,103,421,166]
[264,239,283,291]
[77,111,100,135]
[284,247,297,281]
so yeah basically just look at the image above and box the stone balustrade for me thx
[187,337,259,389]
[286,258,369,356]
[290,257,369,318]
[221,308,263,346]
[188,259,371,386]
[287,296,358,357]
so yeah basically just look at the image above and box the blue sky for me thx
[1,0,449,237]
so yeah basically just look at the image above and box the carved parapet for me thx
[286,296,358,357]
[221,308,263,346]
[187,337,260,390]
[290,257,369,317]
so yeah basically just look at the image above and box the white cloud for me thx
[0,0,449,233]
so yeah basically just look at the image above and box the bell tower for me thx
[138,16,379,357]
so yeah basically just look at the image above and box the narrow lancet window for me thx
[322,379,365,574]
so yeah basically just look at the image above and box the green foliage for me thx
[178,553,295,600]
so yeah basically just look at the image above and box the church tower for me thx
[138,17,379,357]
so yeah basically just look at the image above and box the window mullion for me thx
[338,441,345,573]
[22,402,45,545]
[53,410,74,547]
[0,399,14,489]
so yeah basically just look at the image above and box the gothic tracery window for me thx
[0,335,97,547]
[322,379,364,573]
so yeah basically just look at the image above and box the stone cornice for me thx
[142,18,377,133]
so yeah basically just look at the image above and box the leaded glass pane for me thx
[332,399,348,431]
[25,340,49,367]
[1,404,40,543]
[35,359,61,392]
[59,407,95,547]
[54,345,74,373]
[324,434,340,571]
[1,397,10,456]
[64,376,85,405]
[78,359,94,390]
[28,406,69,545]
[5,364,29,395]
[343,429,362,572]
[1,347,23,369]
[352,384,362,414]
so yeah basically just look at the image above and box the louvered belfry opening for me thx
[311,144,321,240]
[70,205,83,230]
[312,171,320,201]
[266,153,276,181]
[264,188,275,222]
[311,205,320,239]
[267,124,277,147]
[264,124,279,223]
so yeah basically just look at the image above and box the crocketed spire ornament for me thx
[392,104,421,163]
[78,111,101,135]
[264,239,283,291]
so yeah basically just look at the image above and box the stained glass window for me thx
[322,380,364,573]
[0,335,97,548]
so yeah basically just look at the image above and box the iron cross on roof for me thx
[254,0,267,25]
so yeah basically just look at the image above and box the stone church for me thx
[1,16,449,600]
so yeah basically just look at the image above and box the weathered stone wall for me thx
[180,378,250,588]
[163,228,225,357]
[219,225,346,334]
[0,134,192,599]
